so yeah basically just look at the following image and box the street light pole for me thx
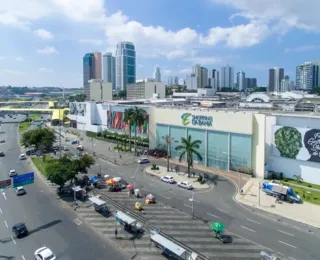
[190,191,195,219]
[59,108,62,158]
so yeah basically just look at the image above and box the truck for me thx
[262,181,301,203]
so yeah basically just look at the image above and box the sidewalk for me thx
[236,178,320,228]
[145,166,211,190]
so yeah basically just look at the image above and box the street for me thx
[0,122,126,260]
[60,130,320,260]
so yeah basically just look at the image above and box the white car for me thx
[9,170,17,177]
[160,175,175,184]
[34,247,56,260]
[15,186,26,195]
[19,154,26,160]
[177,181,193,190]
[137,158,150,164]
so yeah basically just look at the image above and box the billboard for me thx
[107,111,149,134]
[70,102,86,116]
[272,125,320,163]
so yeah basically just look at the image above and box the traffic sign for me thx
[12,172,34,188]
[0,179,11,189]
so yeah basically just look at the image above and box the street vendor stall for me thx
[115,211,143,234]
[71,186,87,201]
[89,196,110,216]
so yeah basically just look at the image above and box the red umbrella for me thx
[127,184,133,190]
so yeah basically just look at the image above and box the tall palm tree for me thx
[175,135,202,175]
[162,135,176,171]
[130,106,147,155]
[124,108,134,151]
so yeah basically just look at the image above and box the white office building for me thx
[103,52,116,89]
[221,65,234,89]
[237,71,245,91]
[89,79,112,101]
[296,61,319,90]
[186,75,198,90]
[153,67,161,82]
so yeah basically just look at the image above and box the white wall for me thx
[252,114,266,179]
[266,114,320,184]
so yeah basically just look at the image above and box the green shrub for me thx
[283,178,288,182]
[279,172,283,180]
[308,184,312,188]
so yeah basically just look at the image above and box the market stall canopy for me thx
[150,232,186,258]
[211,222,225,232]
[89,196,106,206]
[115,211,137,225]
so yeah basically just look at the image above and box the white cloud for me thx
[34,29,54,40]
[0,69,26,75]
[15,56,25,61]
[185,56,223,66]
[38,68,55,73]
[179,68,192,74]
[37,46,59,54]
[285,45,319,53]
[166,50,186,61]
[79,39,104,45]
[162,69,172,76]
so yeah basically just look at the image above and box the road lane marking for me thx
[184,204,192,208]
[11,236,16,244]
[0,208,2,214]
[241,226,255,232]
[278,240,297,249]
[206,213,219,219]
[217,208,227,213]
[2,192,6,200]
[288,257,297,260]
[109,169,114,172]
[276,252,284,256]
[247,218,260,225]
[168,191,176,195]
[159,195,171,200]
[278,230,294,237]
[4,220,8,228]
[118,172,124,176]
[73,218,82,226]
[22,255,26,260]
[176,197,183,200]
[150,184,156,187]
[293,226,300,230]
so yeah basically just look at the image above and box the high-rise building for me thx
[220,65,234,89]
[83,53,94,98]
[192,64,201,88]
[153,67,161,82]
[280,76,294,92]
[115,41,136,90]
[200,67,208,88]
[186,74,198,90]
[296,61,319,90]
[103,52,116,89]
[237,71,245,91]
[208,69,219,90]
[244,78,257,89]
[167,76,178,86]
[93,52,102,79]
[269,67,284,92]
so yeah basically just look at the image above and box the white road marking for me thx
[11,236,16,244]
[24,215,27,220]
[118,172,124,176]
[293,226,300,230]
[22,255,26,260]
[2,192,6,200]
[247,218,260,225]
[184,204,192,208]
[4,220,8,228]
[176,197,183,200]
[276,252,284,256]
[73,218,82,226]
[288,257,297,260]
[278,241,297,249]
[150,184,156,187]
[168,190,176,195]
[278,230,294,237]
[193,199,200,203]
[159,195,171,200]
[109,169,114,172]
[241,226,256,232]
[217,208,227,213]
[206,212,220,219]
[0,208,2,214]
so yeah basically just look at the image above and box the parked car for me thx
[0,139,5,143]
[15,186,26,195]
[19,154,26,160]
[137,158,150,164]
[9,169,17,177]
[160,175,175,184]
[0,151,5,157]
[12,223,28,238]
[34,247,56,260]
[177,181,193,190]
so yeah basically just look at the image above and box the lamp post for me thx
[189,192,195,219]
[59,108,62,158]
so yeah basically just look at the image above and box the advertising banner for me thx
[70,102,86,116]
[272,125,320,163]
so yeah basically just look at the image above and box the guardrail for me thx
[92,189,210,260]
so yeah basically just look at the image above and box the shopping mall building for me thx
[69,101,320,185]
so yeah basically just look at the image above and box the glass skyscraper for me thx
[115,41,136,90]
[83,53,94,98]
[103,52,116,90]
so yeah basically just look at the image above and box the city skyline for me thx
[0,0,320,88]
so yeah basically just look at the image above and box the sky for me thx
[0,0,320,88]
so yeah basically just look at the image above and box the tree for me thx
[252,87,267,92]
[311,87,320,95]
[124,107,134,151]
[22,128,56,152]
[118,90,126,98]
[293,174,304,183]
[175,135,202,175]
[72,154,95,174]
[162,135,176,171]
[69,93,87,102]
[129,106,147,155]
[46,160,71,188]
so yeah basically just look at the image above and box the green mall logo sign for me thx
[181,113,213,127]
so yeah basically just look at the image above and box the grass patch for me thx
[29,113,41,121]
[31,156,53,176]
[292,186,320,205]
[19,121,31,133]
[281,179,320,191]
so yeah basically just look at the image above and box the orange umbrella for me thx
[107,179,116,185]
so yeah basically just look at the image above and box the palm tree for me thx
[162,135,176,171]
[124,108,134,151]
[130,106,147,155]
[175,135,202,175]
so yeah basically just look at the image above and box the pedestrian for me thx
[115,227,118,238]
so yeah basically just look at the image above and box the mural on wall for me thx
[273,126,320,163]
[69,102,86,116]
[107,111,149,134]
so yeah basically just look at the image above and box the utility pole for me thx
[59,108,62,158]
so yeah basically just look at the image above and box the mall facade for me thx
[69,101,320,184]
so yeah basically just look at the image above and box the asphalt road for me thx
[60,133,320,260]
[0,123,126,260]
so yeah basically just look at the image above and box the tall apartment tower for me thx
[269,67,284,92]
[221,65,234,89]
[237,71,245,91]
[296,61,319,90]
[83,53,94,99]
[153,67,161,82]
[103,52,116,89]
[200,67,208,88]
[192,64,201,88]
[115,41,136,90]
[208,69,219,89]
[93,52,102,79]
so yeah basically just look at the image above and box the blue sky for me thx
[0,0,319,88]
